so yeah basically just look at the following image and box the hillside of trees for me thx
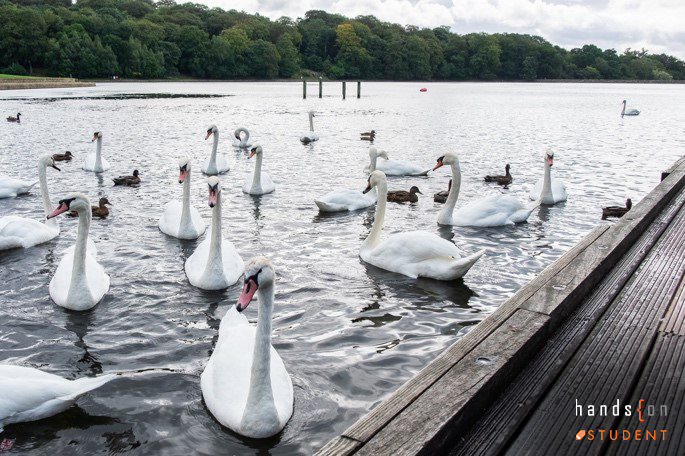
[1,0,684,81]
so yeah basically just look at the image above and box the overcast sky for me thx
[196,0,685,59]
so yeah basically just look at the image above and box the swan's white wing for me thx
[0,175,37,198]
[529,177,543,201]
[185,238,244,289]
[82,153,110,172]
[453,194,525,227]
[315,189,375,212]
[0,216,59,251]
[159,200,183,238]
[552,178,568,202]
[376,160,430,176]
[49,244,109,310]
[242,171,275,195]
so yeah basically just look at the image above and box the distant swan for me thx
[202,125,231,175]
[0,174,37,199]
[621,100,640,116]
[184,176,244,290]
[359,170,485,280]
[300,111,319,144]
[159,157,206,239]
[369,148,431,176]
[529,151,568,205]
[201,256,294,438]
[0,154,61,251]
[6,113,21,122]
[242,145,275,195]
[0,365,115,432]
[47,193,110,311]
[314,149,388,212]
[434,153,538,227]
[83,131,111,172]
[233,127,253,148]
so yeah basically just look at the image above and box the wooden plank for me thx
[450,186,685,456]
[660,273,685,336]
[353,310,549,456]
[316,436,363,456]
[662,155,685,181]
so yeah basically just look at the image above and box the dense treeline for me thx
[1,0,684,81]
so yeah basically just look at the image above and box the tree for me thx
[249,39,280,78]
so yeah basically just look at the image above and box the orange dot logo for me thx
[576,430,586,440]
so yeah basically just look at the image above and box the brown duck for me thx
[602,198,632,220]
[6,113,21,122]
[434,179,452,203]
[53,151,73,161]
[69,197,112,218]
[484,164,512,186]
[113,169,140,186]
[387,186,422,203]
[361,130,376,141]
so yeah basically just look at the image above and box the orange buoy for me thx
[420,88,427,92]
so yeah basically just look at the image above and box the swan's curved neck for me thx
[210,131,219,165]
[541,161,553,204]
[242,283,278,427]
[179,170,192,232]
[364,179,387,249]
[621,102,626,116]
[252,153,263,191]
[38,163,57,229]
[309,114,314,132]
[95,137,103,170]
[240,129,249,145]
[367,154,379,198]
[439,162,462,225]
[66,208,91,303]
[205,191,223,274]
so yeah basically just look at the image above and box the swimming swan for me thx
[83,131,111,172]
[300,111,319,144]
[242,145,275,195]
[233,127,254,148]
[360,170,485,280]
[159,157,206,239]
[621,100,640,116]
[369,148,431,176]
[528,151,568,205]
[202,125,231,175]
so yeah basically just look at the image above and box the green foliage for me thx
[0,1,681,81]
[1,62,28,75]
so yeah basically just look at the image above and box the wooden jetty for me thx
[317,156,685,456]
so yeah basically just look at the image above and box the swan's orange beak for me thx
[237,278,258,312]
[91,134,97,142]
[179,169,186,184]
[433,160,443,171]
[47,201,69,219]
[362,183,372,194]
[248,149,256,159]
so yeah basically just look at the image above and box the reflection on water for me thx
[1,81,684,455]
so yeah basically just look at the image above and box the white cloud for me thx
[197,0,685,58]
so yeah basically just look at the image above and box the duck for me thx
[361,130,376,137]
[602,198,632,219]
[233,127,253,149]
[387,186,422,203]
[0,364,115,432]
[53,151,73,161]
[434,179,452,203]
[300,111,319,144]
[202,125,231,175]
[70,197,112,218]
[112,169,140,186]
[184,176,244,290]
[314,149,388,212]
[359,170,485,280]
[83,131,111,172]
[0,155,61,251]
[6,113,21,122]
[360,130,376,141]
[369,148,431,176]
[47,193,110,311]
[242,145,275,195]
[201,256,294,438]
[621,100,640,116]
[159,157,206,239]
[434,153,539,227]
[484,164,512,186]
[0,174,37,199]
[528,151,568,205]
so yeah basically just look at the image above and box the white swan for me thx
[159,157,206,239]
[83,131,111,172]
[621,100,640,116]
[47,193,110,311]
[201,257,293,438]
[360,170,485,280]
[0,364,115,432]
[433,153,539,227]
[185,176,244,290]
[529,151,568,205]
[242,145,275,195]
[369,148,431,176]
[233,127,253,148]
[202,125,231,175]
[0,175,36,199]
[300,111,319,144]
[314,148,388,212]
[0,154,61,251]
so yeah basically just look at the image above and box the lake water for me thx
[1,81,684,454]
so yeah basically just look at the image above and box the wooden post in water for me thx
[319,77,323,98]
[342,81,346,99]
[302,79,306,99]
[357,81,361,98]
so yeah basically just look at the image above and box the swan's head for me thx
[544,151,554,167]
[47,193,90,218]
[410,186,422,195]
[248,145,263,159]
[308,111,316,117]
[92,131,102,142]
[99,197,111,207]
[237,256,275,312]
[622,100,627,104]
[40,154,61,171]
[433,152,458,171]
[205,125,218,140]
[178,157,190,183]
[369,148,388,160]
[207,176,221,208]
[363,170,387,194]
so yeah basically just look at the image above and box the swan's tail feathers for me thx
[315,200,344,212]
[450,249,485,279]
[417,168,431,176]
[512,199,541,224]
[63,373,117,401]
[27,181,38,191]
